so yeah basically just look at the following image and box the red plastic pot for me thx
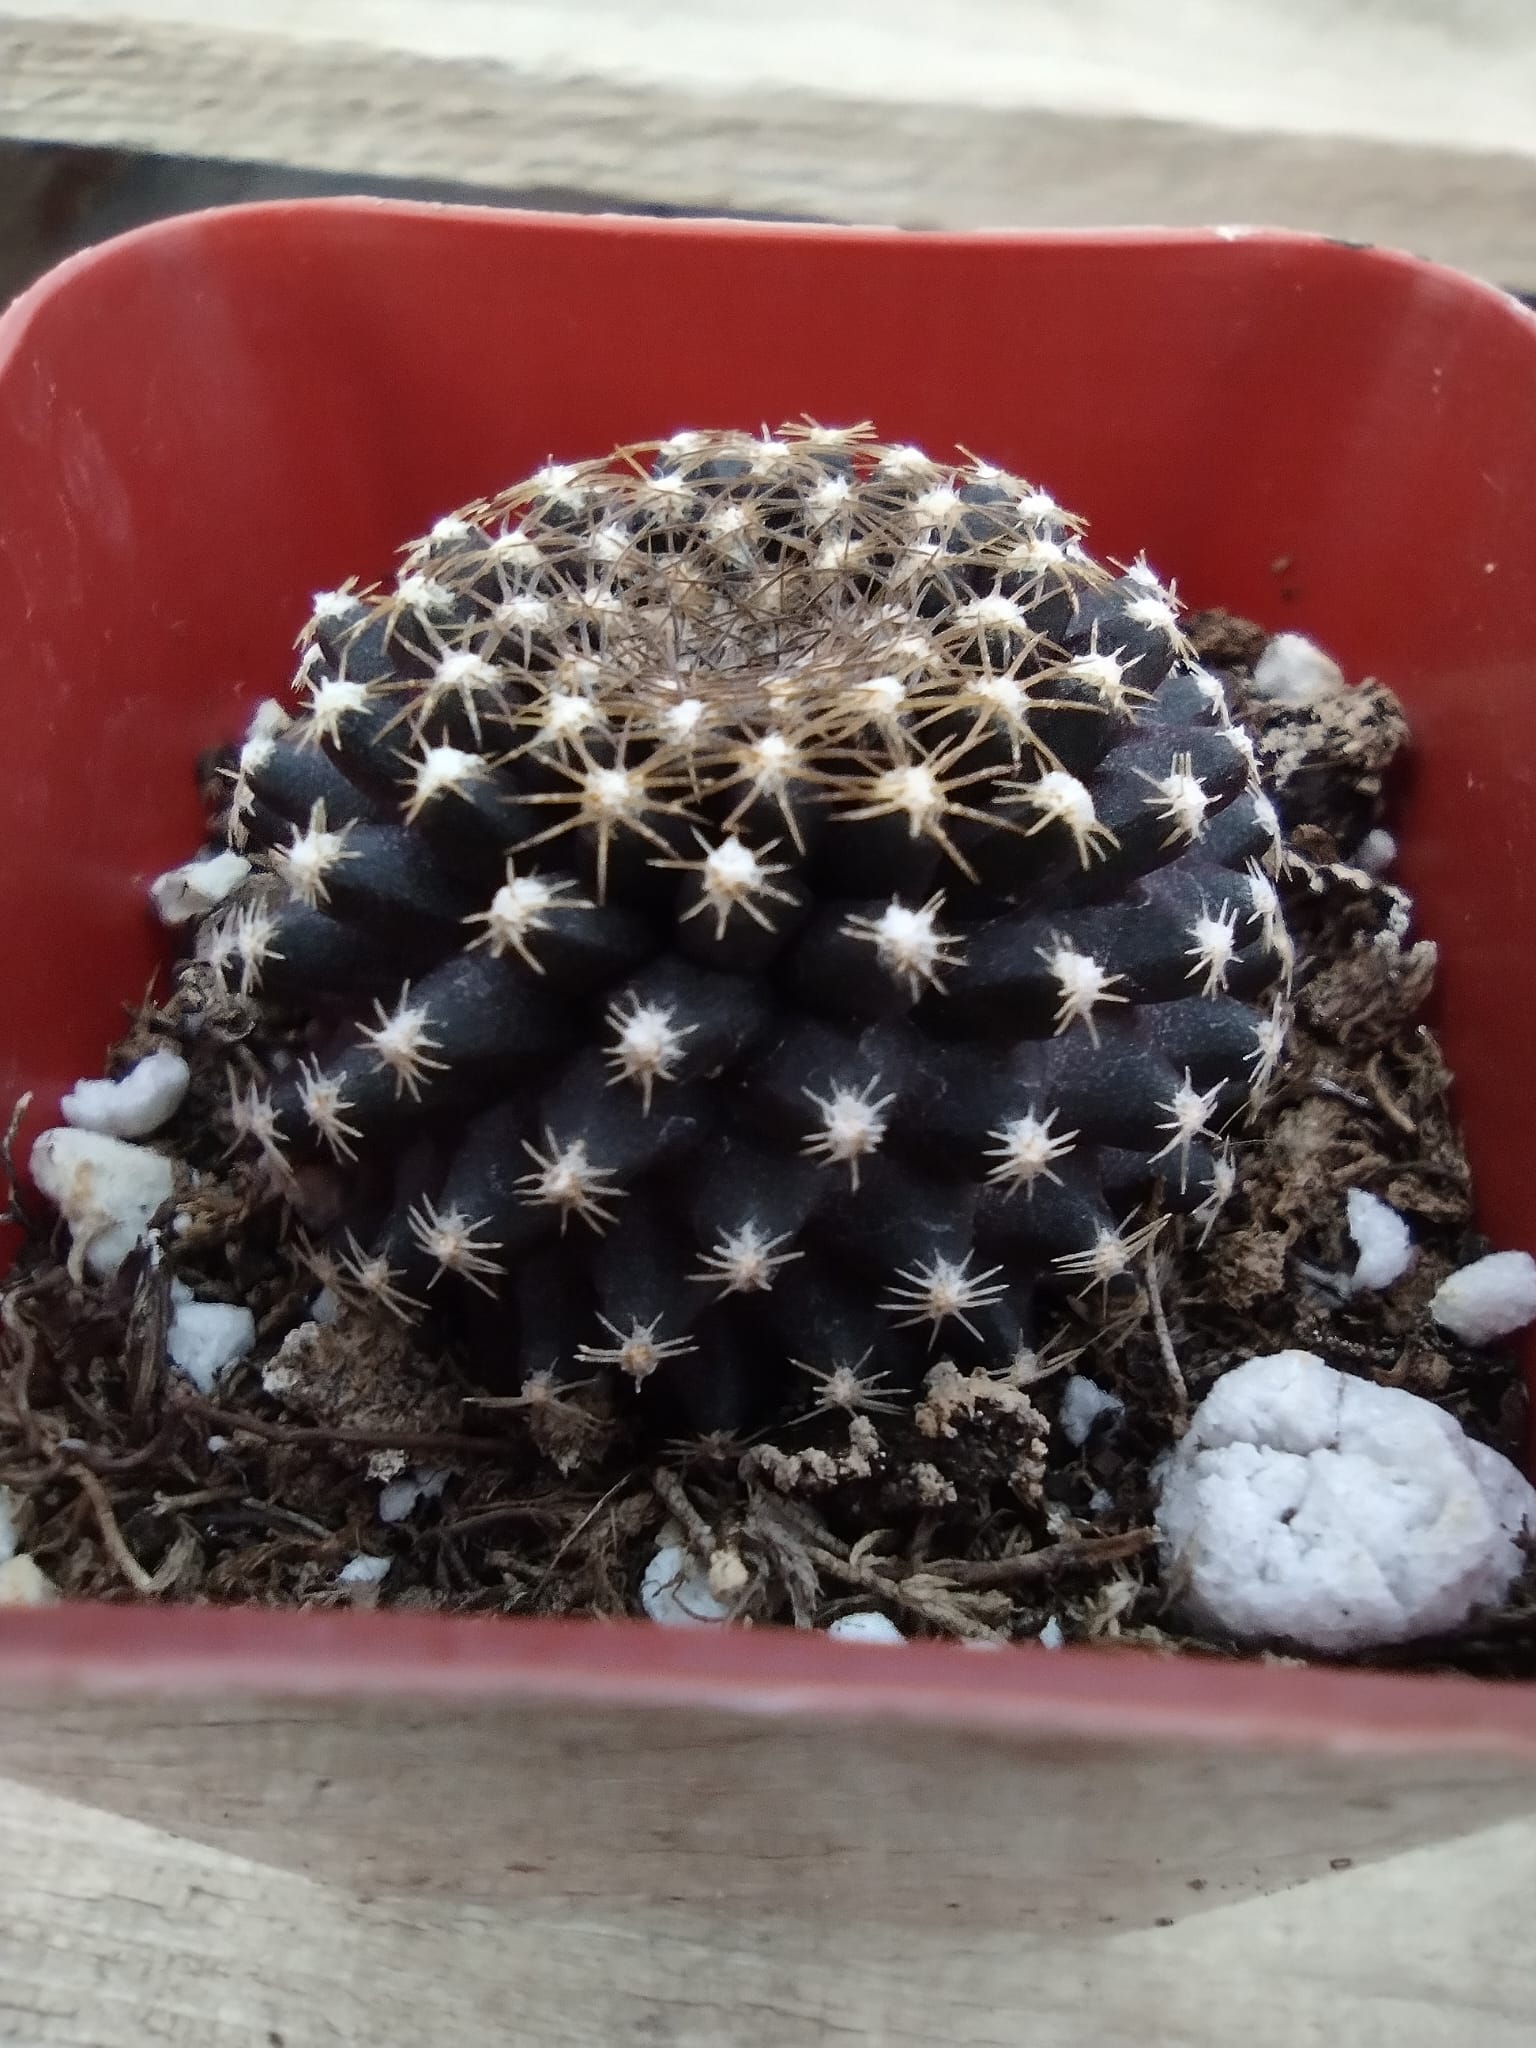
[2,206,1536,1978]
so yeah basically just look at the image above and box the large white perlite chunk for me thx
[639,1543,731,1627]
[1430,1251,1536,1346]
[166,1297,256,1395]
[149,849,251,925]
[29,1129,175,1281]
[1249,632,1346,708]
[62,1048,190,1140]
[1155,1351,1536,1654]
[1345,1188,1413,1291]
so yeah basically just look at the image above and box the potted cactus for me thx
[209,433,1283,1418]
[2,206,1536,1973]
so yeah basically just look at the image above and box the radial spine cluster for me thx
[202,422,1292,1435]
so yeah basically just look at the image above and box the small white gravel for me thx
[149,850,251,925]
[1037,1617,1066,1650]
[639,1542,731,1627]
[1346,1188,1414,1291]
[166,1299,256,1395]
[62,1050,191,1140]
[1430,1251,1536,1346]
[826,1610,906,1644]
[0,1556,56,1605]
[1058,1375,1124,1447]
[1250,632,1347,707]
[1155,1349,1536,1652]
[1354,828,1397,876]
[29,1128,176,1281]
[337,1555,392,1586]
[378,1468,452,1524]
[0,1484,49,1604]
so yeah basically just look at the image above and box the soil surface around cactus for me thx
[1,612,1534,1673]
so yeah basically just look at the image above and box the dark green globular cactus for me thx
[203,423,1292,1439]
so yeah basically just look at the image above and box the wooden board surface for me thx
[3,1677,1536,2046]
[3,1703,1536,2047]
[2,2,1536,284]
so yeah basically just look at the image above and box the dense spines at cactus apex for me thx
[205,423,1293,1438]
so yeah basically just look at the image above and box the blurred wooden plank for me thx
[2,2,1536,283]
[4,1761,1535,2048]
[6,1685,1535,1929]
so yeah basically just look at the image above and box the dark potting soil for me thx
[1,613,1532,1672]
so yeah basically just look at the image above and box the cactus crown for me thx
[206,422,1292,1442]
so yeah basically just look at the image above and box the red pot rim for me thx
[1,1601,1534,1753]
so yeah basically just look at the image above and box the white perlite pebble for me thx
[0,1486,52,1603]
[337,1554,391,1586]
[1431,1251,1536,1346]
[0,1555,56,1605]
[639,1542,731,1627]
[62,1049,191,1140]
[827,1610,906,1644]
[1037,1616,1066,1650]
[1058,1375,1124,1447]
[166,1299,256,1395]
[149,850,252,925]
[1346,1188,1414,1291]
[1354,828,1397,876]
[378,1467,452,1524]
[29,1128,175,1282]
[1155,1350,1536,1653]
[1250,632,1347,707]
